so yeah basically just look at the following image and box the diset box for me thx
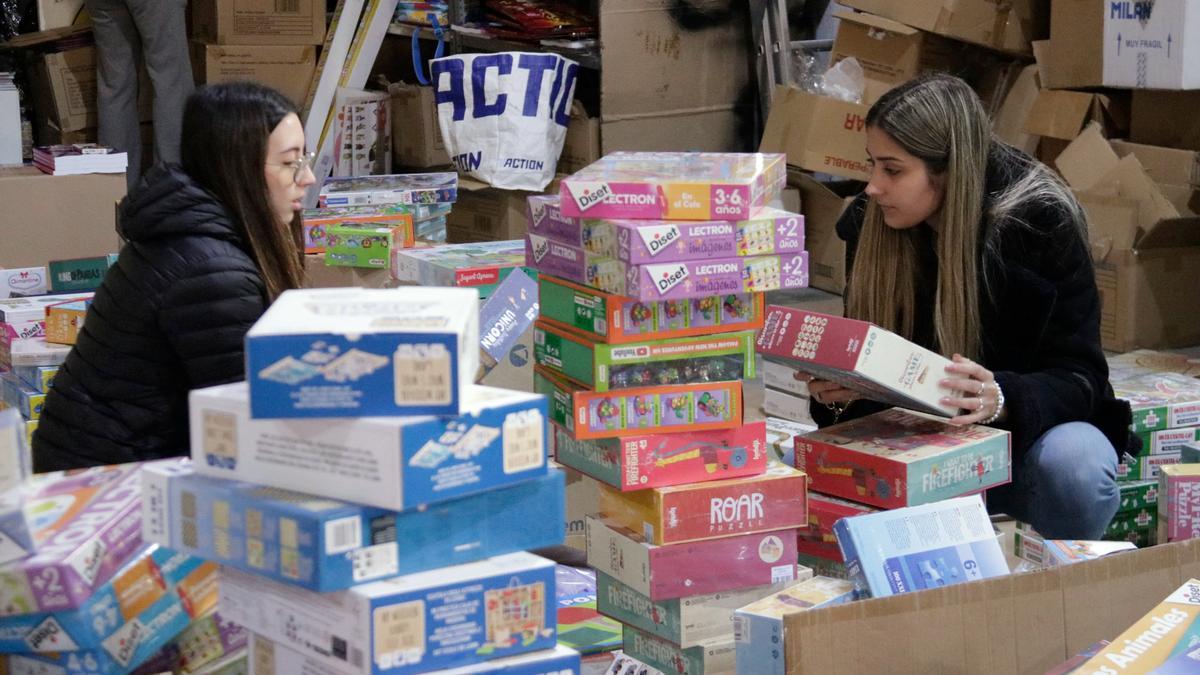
[796,493,878,562]
[534,367,743,441]
[597,464,808,545]
[391,241,532,301]
[536,274,763,345]
[551,421,768,490]
[324,224,413,269]
[249,634,581,675]
[245,287,479,418]
[526,234,809,302]
[142,611,248,675]
[595,573,807,649]
[189,382,548,512]
[46,254,117,293]
[585,516,800,601]
[142,461,564,592]
[834,495,1010,598]
[317,173,458,208]
[302,205,417,254]
[0,463,146,615]
[0,292,92,342]
[527,195,805,263]
[1076,579,1200,673]
[558,152,786,221]
[733,576,858,675]
[755,307,959,417]
[0,545,216,660]
[621,626,734,675]
[794,408,1011,510]
[1113,372,1200,434]
[219,552,557,675]
[533,321,756,392]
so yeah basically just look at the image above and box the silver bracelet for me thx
[980,381,1005,425]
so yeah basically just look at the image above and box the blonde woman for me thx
[807,74,1136,540]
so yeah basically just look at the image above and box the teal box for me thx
[622,625,735,675]
[47,254,118,292]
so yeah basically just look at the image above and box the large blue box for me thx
[220,552,557,675]
[833,494,1010,598]
[189,382,549,511]
[245,287,480,418]
[142,461,565,592]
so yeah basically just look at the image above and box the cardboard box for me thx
[1131,90,1200,152]
[837,0,1042,54]
[141,461,564,591]
[188,382,548,512]
[219,552,557,675]
[301,253,391,289]
[191,42,317,108]
[733,576,858,675]
[1045,0,1200,90]
[388,82,451,169]
[245,287,479,418]
[559,101,600,175]
[0,168,125,269]
[759,87,870,181]
[533,321,756,393]
[536,274,764,345]
[1110,140,1200,189]
[992,64,1041,157]
[445,177,555,244]
[191,0,326,45]
[551,420,769,491]
[1075,579,1200,672]
[30,46,151,133]
[0,267,48,299]
[534,366,744,441]
[1024,88,1128,151]
[834,495,1010,598]
[621,626,734,675]
[797,493,880,563]
[391,240,530,300]
[558,152,785,221]
[790,171,857,295]
[596,573,806,650]
[599,464,807,545]
[585,516,800,601]
[795,408,1012,510]
[1160,464,1200,544]
[756,306,959,417]
[560,463,599,552]
[1048,124,1200,351]
[37,0,86,31]
[830,9,960,105]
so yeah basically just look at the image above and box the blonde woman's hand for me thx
[942,354,1005,426]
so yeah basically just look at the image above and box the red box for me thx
[796,492,879,561]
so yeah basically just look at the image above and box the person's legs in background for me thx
[126,0,193,170]
[86,0,143,187]
[986,422,1119,540]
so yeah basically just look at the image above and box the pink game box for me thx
[585,516,800,601]
[796,493,879,562]
[558,152,786,221]
[0,462,147,615]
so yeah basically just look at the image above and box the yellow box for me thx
[44,300,87,346]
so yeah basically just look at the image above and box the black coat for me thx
[811,144,1137,463]
[33,166,268,470]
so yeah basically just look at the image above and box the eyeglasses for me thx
[266,151,316,184]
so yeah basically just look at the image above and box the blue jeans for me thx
[986,422,1119,540]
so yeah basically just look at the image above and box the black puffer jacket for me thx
[811,143,1138,463]
[33,165,267,470]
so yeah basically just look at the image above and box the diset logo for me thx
[646,263,689,294]
[530,235,551,263]
[571,182,613,212]
[638,225,681,256]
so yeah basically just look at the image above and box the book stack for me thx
[142,286,582,673]
[521,151,819,674]
[33,144,128,175]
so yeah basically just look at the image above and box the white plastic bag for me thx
[430,52,578,190]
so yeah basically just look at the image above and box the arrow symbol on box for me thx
[1168,33,1173,57]
[1117,32,1122,56]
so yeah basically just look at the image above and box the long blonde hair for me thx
[847,74,997,360]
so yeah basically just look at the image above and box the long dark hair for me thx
[181,82,305,299]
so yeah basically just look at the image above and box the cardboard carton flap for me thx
[1100,155,1181,224]
[1025,89,1095,141]
[0,25,90,49]
[1056,123,1120,192]
[1075,191,1139,256]
[992,64,1040,156]
[1136,216,1200,250]
[833,9,920,36]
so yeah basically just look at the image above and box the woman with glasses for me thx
[34,82,315,470]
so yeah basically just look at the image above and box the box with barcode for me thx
[0,336,70,369]
[537,274,765,345]
[189,382,548,512]
[0,544,216,663]
[794,408,1011,509]
[191,0,326,45]
[597,464,808,545]
[391,241,532,301]
[142,461,564,592]
[585,516,800,601]
[0,463,149,615]
[621,625,734,675]
[756,306,960,417]
[0,371,44,420]
[796,553,849,580]
[1077,579,1200,672]
[732,576,857,675]
[12,365,57,393]
[1139,426,1200,456]
[533,320,756,393]
[834,495,1009,598]
[245,287,479,418]
[249,633,580,675]
[318,173,458,208]
[797,492,879,562]
[535,366,743,441]
[1118,452,1182,481]
[551,420,767,490]
[219,552,557,675]
[596,572,808,649]
[1114,373,1200,434]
